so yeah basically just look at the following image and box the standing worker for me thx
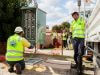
[70,12,85,68]
[6,26,32,74]
[51,30,58,48]
[62,30,68,49]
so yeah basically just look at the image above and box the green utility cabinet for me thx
[21,7,46,46]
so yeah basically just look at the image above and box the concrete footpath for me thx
[0,49,94,75]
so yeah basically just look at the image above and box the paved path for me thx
[0,49,94,75]
[25,48,74,57]
[0,62,75,75]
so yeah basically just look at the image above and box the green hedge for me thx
[0,0,25,42]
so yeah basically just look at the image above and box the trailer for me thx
[85,0,100,74]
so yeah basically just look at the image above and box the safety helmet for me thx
[14,26,24,33]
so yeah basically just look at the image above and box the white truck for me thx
[86,0,100,74]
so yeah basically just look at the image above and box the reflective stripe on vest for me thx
[7,50,23,54]
[6,56,23,58]
[6,34,24,61]
[71,17,85,38]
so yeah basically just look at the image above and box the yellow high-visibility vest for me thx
[52,32,58,39]
[70,17,85,38]
[62,33,67,40]
[6,34,24,61]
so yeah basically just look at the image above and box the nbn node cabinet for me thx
[21,6,46,47]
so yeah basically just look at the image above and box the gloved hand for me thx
[69,32,72,35]
[28,45,34,49]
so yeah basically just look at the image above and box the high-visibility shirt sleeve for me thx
[82,18,85,26]
[22,38,31,48]
[81,18,85,30]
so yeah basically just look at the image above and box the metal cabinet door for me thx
[23,9,36,46]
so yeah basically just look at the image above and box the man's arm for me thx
[22,38,31,48]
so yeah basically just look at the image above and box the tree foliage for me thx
[0,0,25,42]
[52,22,70,33]
[61,22,70,28]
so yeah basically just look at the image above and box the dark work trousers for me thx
[7,59,25,70]
[72,38,84,64]
[63,40,67,48]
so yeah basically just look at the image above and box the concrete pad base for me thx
[42,59,71,70]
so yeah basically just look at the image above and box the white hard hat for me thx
[14,26,24,33]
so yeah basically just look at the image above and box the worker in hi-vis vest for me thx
[70,12,85,68]
[62,30,68,49]
[6,26,32,74]
[51,30,58,48]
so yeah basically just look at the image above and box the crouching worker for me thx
[6,26,32,74]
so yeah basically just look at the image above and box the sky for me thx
[37,0,77,28]
[29,0,97,29]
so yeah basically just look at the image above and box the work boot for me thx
[8,68,14,73]
[71,64,77,68]
[15,63,22,74]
